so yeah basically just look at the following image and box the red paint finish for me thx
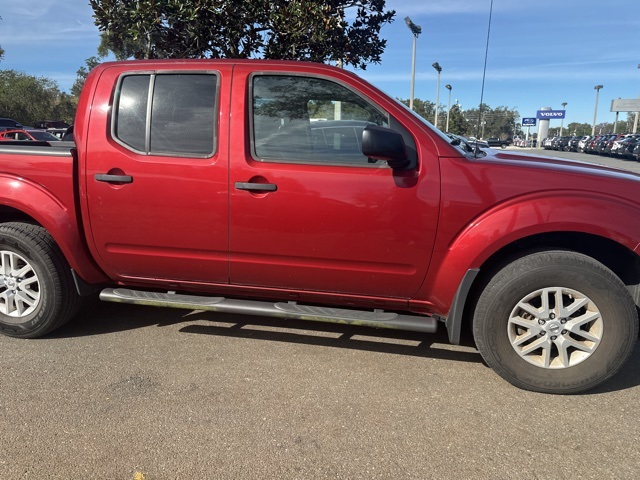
[415,153,640,313]
[228,64,440,298]
[79,62,232,283]
[0,59,639,322]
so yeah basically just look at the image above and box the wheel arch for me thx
[457,232,640,345]
[0,185,108,286]
[418,192,640,344]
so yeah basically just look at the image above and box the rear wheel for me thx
[0,223,80,338]
[473,250,638,394]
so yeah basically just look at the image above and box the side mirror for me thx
[362,125,410,170]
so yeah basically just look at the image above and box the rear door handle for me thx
[234,182,277,192]
[95,174,134,184]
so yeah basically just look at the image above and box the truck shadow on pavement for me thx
[179,316,481,364]
[54,301,640,394]
[55,300,481,364]
[179,319,640,395]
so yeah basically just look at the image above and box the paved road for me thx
[1,150,639,479]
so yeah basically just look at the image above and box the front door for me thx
[228,66,440,299]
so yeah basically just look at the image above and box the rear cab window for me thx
[113,72,218,157]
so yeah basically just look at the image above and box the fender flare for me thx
[420,192,640,343]
[0,176,108,284]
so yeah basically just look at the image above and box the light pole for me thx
[445,84,452,132]
[432,62,442,127]
[560,102,567,136]
[404,17,422,111]
[592,85,603,135]
[634,64,640,134]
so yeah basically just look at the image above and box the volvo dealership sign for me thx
[536,110,566,119]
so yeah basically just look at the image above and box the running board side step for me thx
[99,288,438,334]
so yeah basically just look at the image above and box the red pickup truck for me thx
[0,59,638,393]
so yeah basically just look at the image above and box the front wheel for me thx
[472,251,638,394]
[0,223,80,338]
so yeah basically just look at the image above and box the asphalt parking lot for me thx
[1,148,639,479]
[504,145,640,173]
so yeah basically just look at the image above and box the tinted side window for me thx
[252,75,389,166]
[113,73,217,157]
[115,75,149,152]
[150,74,216,156]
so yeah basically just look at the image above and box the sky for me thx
[0,0,639,129]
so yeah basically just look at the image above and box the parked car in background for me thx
[0,118,23,132]
[603,134,624,156]
[555,136,572,151]
[586,135,604,154]
[633,141,640,161]
[625,135,640,159]
[445,133,489,153]
[34,120,71,130]
[594,134,613,155]
[609,135,627,157]
[0,129,61,142]
[61,125,74,142]
[485,137,511,148]
[48,128,69,139]
[577,136,593,153]
[533,132,639,161]
[568,136,585,152]
[309,120,374,160]
[465,136,490,150]
[612,135,639,159]
[512,137,536,147]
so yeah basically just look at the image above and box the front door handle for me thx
[95,174,134,184]
[235,182,277,192]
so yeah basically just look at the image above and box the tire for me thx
[472,250,638,394]
[0,222,80,338]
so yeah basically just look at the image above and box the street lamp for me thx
[634,64,640,134]
[404,17,422,111]
[432,62,442,127]
[592,85,603,135]
[560,102,567,137]
[445,84,452,132]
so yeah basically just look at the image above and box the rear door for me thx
[83,64,231,284]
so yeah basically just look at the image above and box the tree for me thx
[0,70,76,125]
[398,99,472,135]
[446,104,470,136]
[398,98,436,123]
[565,122,592,136]
[464,104,519,140]
[71,56,103,98]
[90,0,395,69]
